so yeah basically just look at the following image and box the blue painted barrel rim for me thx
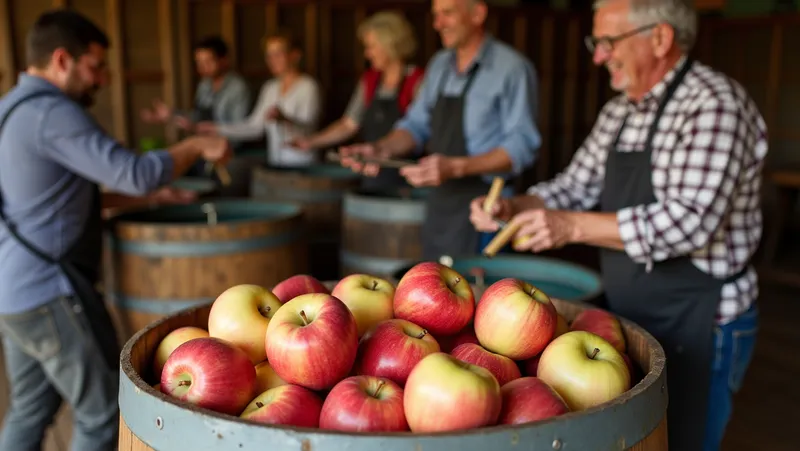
[119,301,667,450]
[108,228,303,257]
[170,177,218,194]
[340,249,417,276]
[343,191,426,223]
[109,199,303,226]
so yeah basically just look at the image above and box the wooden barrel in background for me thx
[118,292,668,451]
[340,188,430,278]
[250,164,361,280]
[103,200,307,340]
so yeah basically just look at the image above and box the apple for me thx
[555,313,569,338]
[569,308,627,353]
[319,376,408,432]
[521,355,540,377]
[208,284,283,364]
[537,331,631,411]
[474,278,558,360]
[393,262,475,336]
[152,326,209,379]
[265,293,359,390]
[331,274,395,337]
[403,352,501,432]
[498,377,570,425]
[272,274,329,303]
[439,327,480,353]
[254,360,288,395]
[160,337,257,416]
[450,343,521,386]
[240,384,323,428]
[354,318,440,386]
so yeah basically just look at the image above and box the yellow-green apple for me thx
[160,337,257,416]
[393,262,475,336]
[240,384,322,428]
[254,360,288,395]
[438,326,480,353]
[272,274,329,303]
[152,326,209,380]
[450,343,521,386]
[208,284,283,364]
[498,377,570,425]
[537,331,631,411]
[474,278,557,360]
[331,274,395,337]
[319,376,408,432]
[569,309,626,353]
[265,293,359,390]
[403,352,502,432]
[354,318,440,386]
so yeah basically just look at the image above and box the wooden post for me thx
[304,3,318,76]
[158,0,178,144]
[220,0,237,67]
[0,0,15,94]
[106,0,129,145]
[176,0,192,111]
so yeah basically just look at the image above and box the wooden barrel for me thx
[340,188,431,277]
[170,176,218,198]
[250,164,361,280]
[104,200,307,339]
[118,289,668,451]
[393,254,604,303]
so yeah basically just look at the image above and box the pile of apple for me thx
[152,261,640,433]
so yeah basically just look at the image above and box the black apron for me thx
[420,64,489,261]
[359,75,413,193]
[0,91,120,372]
[599,58,748,451]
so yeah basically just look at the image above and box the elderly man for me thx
[339,0,541,261]
[470,0,765,450]
[0,9,231,451]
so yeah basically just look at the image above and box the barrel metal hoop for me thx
[107,294,212,314]
[109,229,302,257]
[343,194,425,223]
[340,250,416,276]
[119,355,668,450]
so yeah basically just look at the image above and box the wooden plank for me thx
[52,0,67,7]
[105,0,129,144]
[265,0,277,34]
[318,1,332,91]
[158,0,178,143]
[304,2,317,76]
[220,0,236,67]
[353,6,365,73]
[561,16,580,168]
[176,0,192,110]
[765,24,782,142]
[536,15,554,182]
[0,0,15,94]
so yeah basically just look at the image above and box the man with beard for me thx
[470,0,765,450]
[0,9,231,451]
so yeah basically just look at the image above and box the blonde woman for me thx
[291,11,423,191]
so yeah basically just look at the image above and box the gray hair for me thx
[594,0,698,53]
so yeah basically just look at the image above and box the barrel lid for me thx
[110,200,302,225]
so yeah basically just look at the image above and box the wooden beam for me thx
[220,0,237,67]
[158,0,179,144]
[52,0,68,7]
[0,0,15,94]
[105,0,129,144]
[265,1,278,35]
[304,2,317,76]
[353,6,366,73]
[318,2,332,91]
[765,24,783,144]
[176,0,192,110]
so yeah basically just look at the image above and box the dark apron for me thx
[420,64,489,261]
[359,75,413,193]
[0,92,120,372]
[599,58,748,451]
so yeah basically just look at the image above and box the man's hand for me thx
[338,142,382,176]
[287,137,313,151]
[140,99,171,124]
[174,116,194,131]
[508,209,581,253]
[469,195,514,232]
[399,154,460,187]
[194,121,217,135]
[193,136,233,166]
[149,186,198,205]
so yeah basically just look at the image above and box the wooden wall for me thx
[0,0,797,186]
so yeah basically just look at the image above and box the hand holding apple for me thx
[450,343,521,386]
[332,274,395,337]
[240,384,323,428]
[320,376,409,432]
[354,318,440,386]
[569,309,627,353]
[272,274,329,303]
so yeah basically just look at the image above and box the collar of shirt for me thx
[445,33,497,74]
[16,73,65,96]
[623,54,689,114]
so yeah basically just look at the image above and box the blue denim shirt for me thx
[394,35,542,181]
[0,74,174,314]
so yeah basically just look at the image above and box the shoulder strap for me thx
[0,90,63,265]
[398,66,424,113]
[362,69,381,107]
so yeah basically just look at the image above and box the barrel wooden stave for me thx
[119,290,668,451]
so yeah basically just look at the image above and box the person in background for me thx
[338,0,541,260]
[0,9,231,451]
[470,0,765,449]
[197,30,322,168]
[290,11,425,192]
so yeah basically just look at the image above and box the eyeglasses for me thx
[584,23,659,54]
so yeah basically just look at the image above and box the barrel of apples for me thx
[118,264,668,450]
[104,200,308,339]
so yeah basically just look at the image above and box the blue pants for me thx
[703,303,758,451]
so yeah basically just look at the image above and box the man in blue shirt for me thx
[340,0,541,261]
[0,9,231,451]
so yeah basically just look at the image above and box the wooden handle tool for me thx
[215,165,231,187]
[482,220,520,258]
[483,177,505,213]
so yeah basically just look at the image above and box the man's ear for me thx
[471,1,488,25]
[51,48,73,72]
[651,24,675,58]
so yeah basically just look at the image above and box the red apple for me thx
[439,327,480,353]
[319,376,408,432]
[498,377,570,425]
[537,331,631,411]
[272,274,329,303]
[152,326,209,380]
[355,319,440,386]
[521,355,540,377]
[265,293,359,390]
[474,278,557,360]
[403,352,502,432]
[254,360,288,395]
[569,309,627,353]
[160,337,257,416]
[393,262,475,336]
[331,274,395,337]
[450,343,521,386]
[240,384,322,428]
[208,284,283,364]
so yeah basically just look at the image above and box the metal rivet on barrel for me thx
[552,439,562,450]
[155,417,163,430]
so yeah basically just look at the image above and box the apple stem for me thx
[371,280,378,290]
[373,380,386,398]
[256,401,264,408]
[178,380,191,387]
[529,286,537,296]
[259,306,271,317]
[299,310,309,326]
[590,348,600,360]
[454,277,461,284]
[417,329,428,339]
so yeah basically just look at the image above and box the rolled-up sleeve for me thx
[497,61,541,175]
[40,100,173,196]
